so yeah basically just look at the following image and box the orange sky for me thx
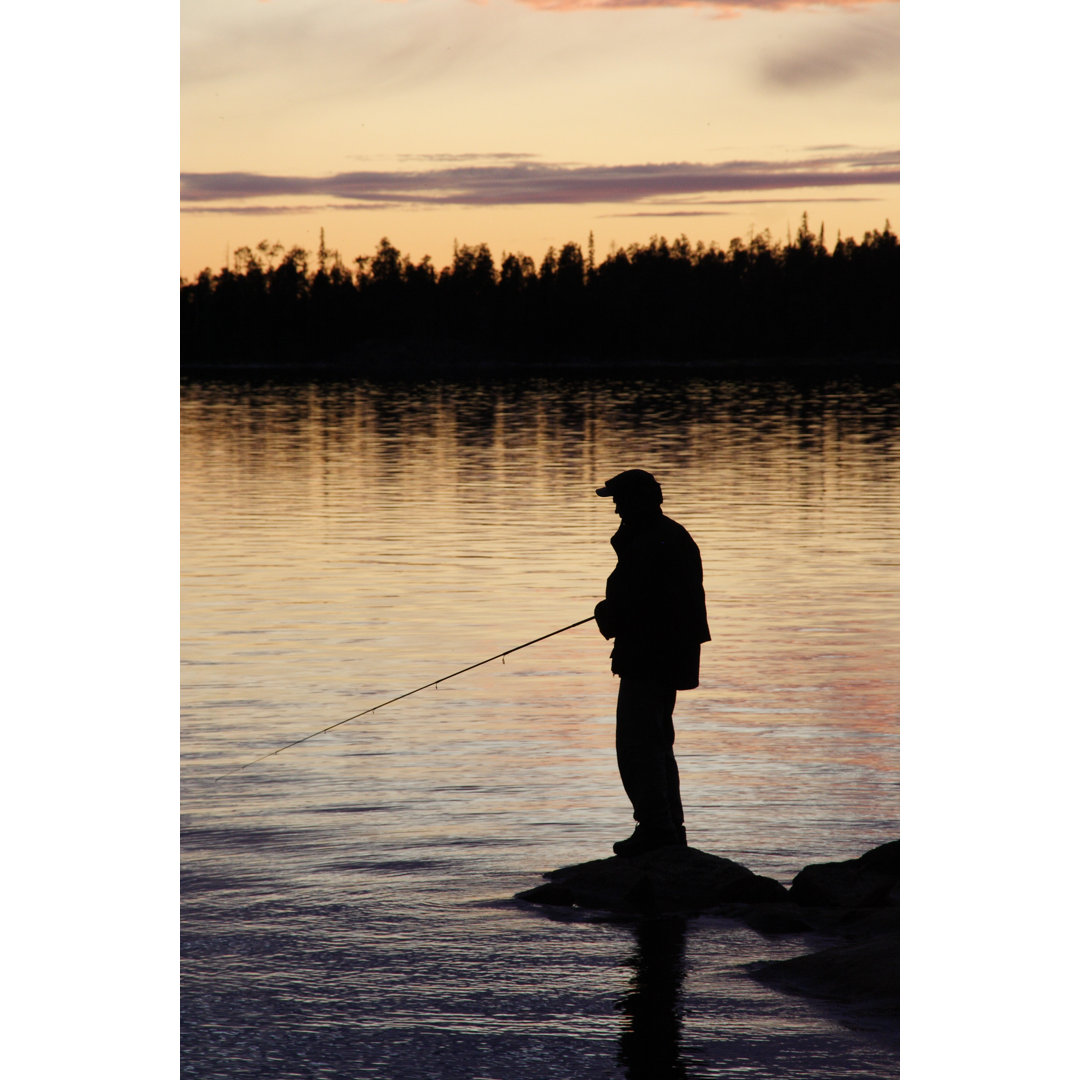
[180,0,899,278]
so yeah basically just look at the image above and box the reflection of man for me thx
[594,470,710,857]
[617,917,689,1079]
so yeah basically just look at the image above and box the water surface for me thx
[181,375,899,1078]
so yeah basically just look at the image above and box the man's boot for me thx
[612,823,684,857]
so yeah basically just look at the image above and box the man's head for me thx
[595,469,663,518]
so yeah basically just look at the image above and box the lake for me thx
[181,373,899,1078]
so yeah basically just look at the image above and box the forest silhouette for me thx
[180,215,898,373]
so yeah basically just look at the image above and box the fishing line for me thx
[216,615,596,780]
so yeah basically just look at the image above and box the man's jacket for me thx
[594,510,711,690]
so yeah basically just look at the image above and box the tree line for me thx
[180,216,898,371]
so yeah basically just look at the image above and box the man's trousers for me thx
[615,677,684,830]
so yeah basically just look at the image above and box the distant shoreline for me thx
[182,226,899,386]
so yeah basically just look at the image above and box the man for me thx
[593,470,710,857]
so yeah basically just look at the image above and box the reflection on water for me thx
[619,917,689,1079]
[181,375,898,1079]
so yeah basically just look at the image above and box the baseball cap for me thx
[595,469,663,502]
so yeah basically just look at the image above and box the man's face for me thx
[613,494,653,519]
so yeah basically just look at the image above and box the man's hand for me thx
[594,599,617,640]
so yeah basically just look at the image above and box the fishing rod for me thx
[217,614,596,780]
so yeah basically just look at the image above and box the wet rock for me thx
[515,846,787,915]
[790,840,899,909]
[752,843,900,1027]
[514,839,900,1024]
[750,931,900,1019]
[514,882,576,907]
[714,898,898,938]
[739,903,819,935]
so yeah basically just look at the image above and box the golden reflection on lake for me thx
[182,376,898,881]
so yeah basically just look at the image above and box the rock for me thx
[753,842,900,1027]
[515,841,900,1029]
[739,903,819,935]
[750,931,899,1018]
[790,840,899,909]
[514,882,576,907]
[515,846,787,915]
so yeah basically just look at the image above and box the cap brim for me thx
[595,486,612,496]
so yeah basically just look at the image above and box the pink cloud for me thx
[515,0,894,13]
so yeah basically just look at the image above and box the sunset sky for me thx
[180,0,899,278]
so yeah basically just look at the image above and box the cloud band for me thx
[181,153,899,210]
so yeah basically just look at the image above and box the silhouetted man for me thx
[594,470,710,857]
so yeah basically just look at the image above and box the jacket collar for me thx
[611,508,665,553]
